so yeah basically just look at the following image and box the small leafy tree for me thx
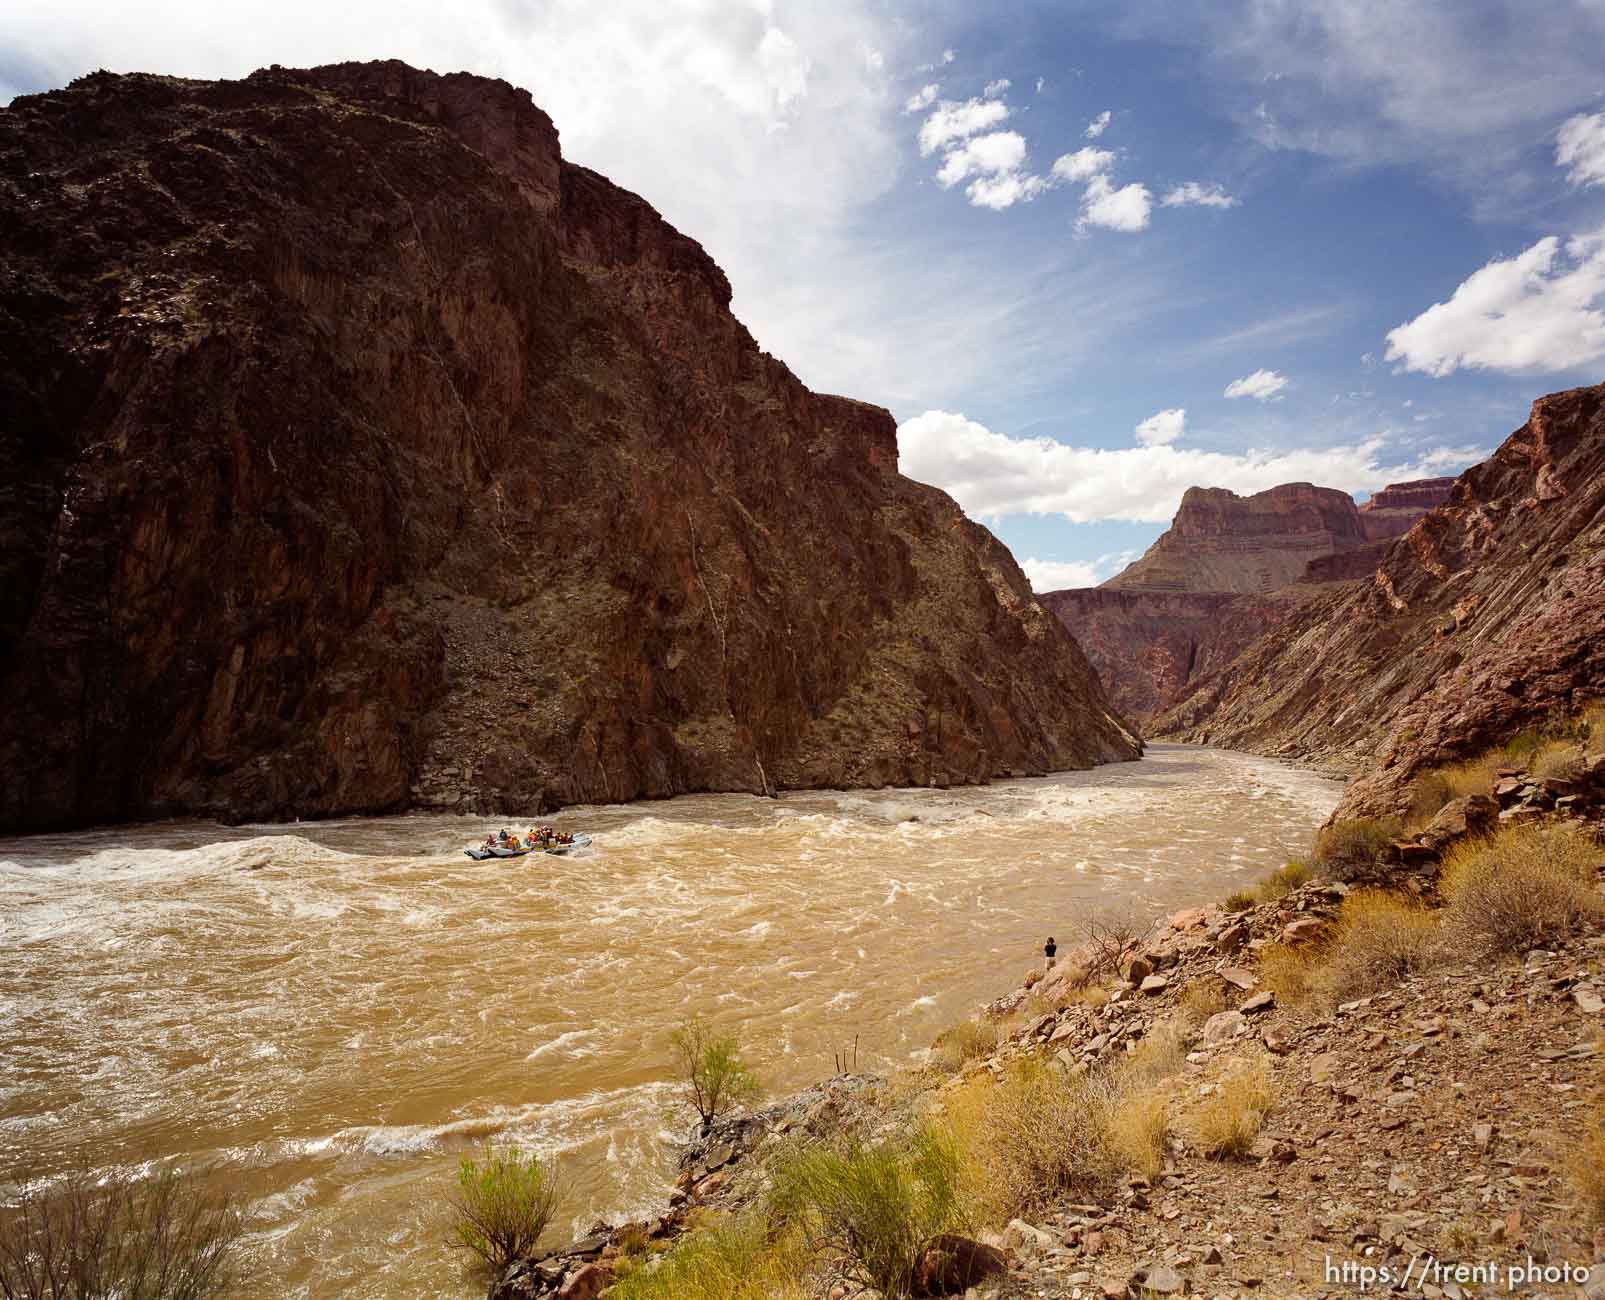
[447,1146,562,1270]
[670,1016,761,1135]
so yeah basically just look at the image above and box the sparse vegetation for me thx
[671,1016,762,1133]
[1178,979,1230,1025]
[1531,739,1586,782]
[768,1128,964,1298]
[1564,1095,1605,1229]
[1256,940,1323,1006]
[930,1018,1000,1073]
[608,1212,808,1300]
[1440,823,1604,954]
[1255,858,1316,902]
[1407,753,1504,823]
[1189,1056,1276,1159]
[1074,913,1158,987]
[1313,889,1441,1004]
[1105,1091,1170,1180]
[447,1145,563,1270]
[1223,889,1256,913]
[0,1167,243,1300]
[1311,818,1403,879]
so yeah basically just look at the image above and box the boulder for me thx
[1128,1262,1189,1296]
[1127,954,1156,985]
[1416,795,1498,851]
[1219,966,1257,991]
[557,1264,614,1300]
[1139,975,1170,996]
[1201,1010,1247,1045]
[1002,1219,1057,1253]
[1214,923,1249,954]
[1281,918,1325,945]
[1239,991,1275,1015]
[911,1233,1009,1295]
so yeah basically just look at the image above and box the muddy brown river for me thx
[0,744,1340,1296]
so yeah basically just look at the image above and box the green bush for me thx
[447,1146,563,1270]
[1223,890,1256,913]
[0,1167,242,1300]
[671,1017,762,1134]
[1255,858,1316,902]
[608,1212,807,1300]
[769,1128,964,1297]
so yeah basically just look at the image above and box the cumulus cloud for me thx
[1084,109,1111,138]
[935,130,1026,186]
[897,409,1485,525]
[965,171,1050,210]
[1020,552,1136,592]
[1384,229,1605,376]
[941,48,956,64]
[1160,181,1238,208]
[904,82,938,113]
[1077,174,1152,233]
[1134,407,1186,446]
[917,96,1010,154]
[1556,111,1605,188]
[984,77,1010,98]
[1049,146,1114,182]
[1223,369,1290,401]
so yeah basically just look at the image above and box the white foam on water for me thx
[526,1029,598,1061]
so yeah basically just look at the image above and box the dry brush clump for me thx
[1440,823,1604,955]
[1311,819,1403,880]
[1313,890,1442,1005]
[1188,1056,1276,1159]
[930,1018,1001,1073]
[1564,1092,1605,1230]
[0,1167,243,1300]
[608,1211,810,1300]
[1255,859,1316,902]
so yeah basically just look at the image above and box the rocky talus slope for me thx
[1041,480,1452,725]
[1155,385,1605,820]
[0,61,1137,832]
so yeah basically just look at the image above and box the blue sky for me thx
[6,0,1605,588]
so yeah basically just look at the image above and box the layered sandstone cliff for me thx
[0,61,1138,832]
[1155,384,1605,818]
[1042,479,1452,723]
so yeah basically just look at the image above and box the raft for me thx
[463,833,592,861]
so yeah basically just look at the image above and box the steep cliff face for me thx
[0,61,1138,832]
[1154,385,1605,818]
[1042,478,1452,723]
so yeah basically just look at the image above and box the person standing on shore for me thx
[1044,936,1057,969]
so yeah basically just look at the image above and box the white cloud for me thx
[941,48,956,64]
[1134,407,1186,446]
[935,130,1026,186]
[1556,111,1605,188]
[1077,174,1152,233]
[1084,109,1111,138]
[983,77,1010,98]
[1049,146,1114,183]
[903,82,938,113]
[1223,369,1290,401]
[1384,229,1605,376]
[1020,552,1136,591]
[897,409,1485,525]
[917,96,1010,155]
[1034,76,1045,94]
[1160,181,1238,208]
[965,171,1049,210]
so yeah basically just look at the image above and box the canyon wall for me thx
[1154,384,1605,818]
[0,61,1138,832]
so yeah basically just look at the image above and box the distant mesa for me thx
[1040,477,1454,723]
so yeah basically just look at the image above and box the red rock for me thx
[911,1233,1008,1295]
[1282,919,1325,945]
[557,1264,614,1300]
[0,62,1141,832]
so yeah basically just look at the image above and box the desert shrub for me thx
[608,1212,808,1300]
[447,1146,563,1270]
[1256,941,1323,1006]
[1313,890,1441,1004]
[1406,751,1505,824]
[1532,740,1586,782]
[1441,824,1604,954]
[1189,1056,1276,1159]
[768,1127,963,1298]
[1255,859,1316,902]
[671,1016,762,1133]
[1565,1097,1605,1229]
[1074,913,1158,985]
[1117,1020,1191,1091]
[930,1018,1000,1073]
[1223,890,1256,914]
[1178,980,1230,1025]
[0,1167,242,1300]
[1504,728,1545,759]
[1105,1091,1169,1180]
[1312,819,1403,878]
[1580,702,1605,748]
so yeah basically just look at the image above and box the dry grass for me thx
[609,1214,812,1300]
[1117,1020,1191,1091]
[1440,823,1604,954]
[1565,1094,1605,1228]
[1312,818,1403,878]
[1189,1056,1276,1159]
[943,1059,1115,1222]
[1106,1091,1169,1180]
[1407,752,1504,824]
[1178,980,1230,1026]
[931,1018,1001,1073]
[1256,941,1323,1006]
[1255,859,1316,902]
[1531,740,1587,782]
[1223,890,1256,914]
[1313,890,1442,1004]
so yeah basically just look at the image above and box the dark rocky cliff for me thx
[1153,384,1605,818]
[0,60,1138,832]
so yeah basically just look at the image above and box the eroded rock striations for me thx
[1155,384,1605,819]
[1041,479,1452,724]
[0,60,1138,832]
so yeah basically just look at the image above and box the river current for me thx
[0,744,1340,1296]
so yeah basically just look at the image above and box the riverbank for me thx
[508,732,1605,1299]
